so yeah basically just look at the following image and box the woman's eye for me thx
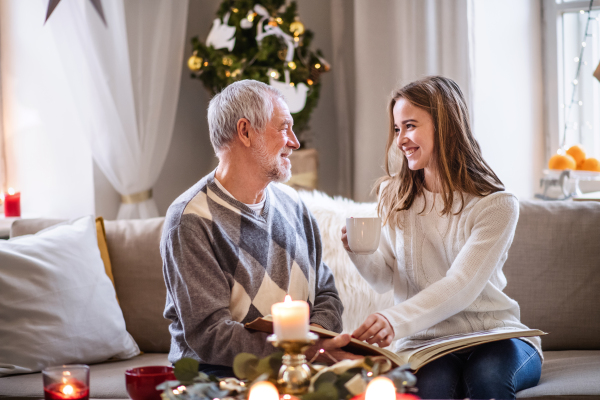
[406,124,415,129]
[394,128,400,135]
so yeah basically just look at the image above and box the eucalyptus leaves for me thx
[155,354,418,400]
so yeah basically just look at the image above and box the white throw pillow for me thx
[0,216,140,376]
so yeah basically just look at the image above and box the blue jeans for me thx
[197,363,235,378]
[415,338,542,400]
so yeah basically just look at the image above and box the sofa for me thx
[1,192,599,400]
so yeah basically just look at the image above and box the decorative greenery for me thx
[157,355,418,400]
[188,0,330,147]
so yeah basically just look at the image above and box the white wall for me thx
[0,0,95,218]
[471,0,545,199]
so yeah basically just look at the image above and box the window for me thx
[543,0,600,159]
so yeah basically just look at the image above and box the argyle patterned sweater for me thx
[161,170,343,366]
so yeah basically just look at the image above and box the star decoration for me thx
[45,0,107,26]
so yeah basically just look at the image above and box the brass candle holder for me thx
[267,332,319,395]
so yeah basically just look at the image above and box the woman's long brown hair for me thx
[376,76,504,228]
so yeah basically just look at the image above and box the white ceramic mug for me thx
[346,217,382,255]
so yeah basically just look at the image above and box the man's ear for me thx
[236,118,252,148]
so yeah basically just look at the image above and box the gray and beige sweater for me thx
[161,170,343,366]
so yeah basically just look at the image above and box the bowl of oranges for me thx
[547,145,600,178]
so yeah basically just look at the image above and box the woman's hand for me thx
[341,226,351,252]
[352,313,395,347]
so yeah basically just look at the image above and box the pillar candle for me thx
[4,189,20,217]
[271,295,309,340]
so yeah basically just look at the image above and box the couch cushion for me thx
[517,350,600,399]
[0,353,169,399]
[503,200,600,351]
[10,217,171,354]
[0,216,139,377]
[103,218,170,353]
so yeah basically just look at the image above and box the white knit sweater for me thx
[348,189,542,359]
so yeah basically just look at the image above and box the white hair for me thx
[207,80,284,155]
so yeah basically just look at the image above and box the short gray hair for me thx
[207,80,284,155]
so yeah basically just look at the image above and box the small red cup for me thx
[125,366,176,400]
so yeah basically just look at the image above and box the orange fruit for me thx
[567,145,586,167]
[548,153,577,170]
[579,157,600,172]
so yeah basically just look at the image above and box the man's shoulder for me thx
[269,182,301,204]
[164,172,216,232]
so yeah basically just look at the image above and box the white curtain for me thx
[332,0,473,201]
[47,0,188,219]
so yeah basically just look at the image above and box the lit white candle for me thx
[248,381,279,400]
[365,376,396,400]
[271,295,309,340]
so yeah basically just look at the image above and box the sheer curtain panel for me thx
[47,0,188,219]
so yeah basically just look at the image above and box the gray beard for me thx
[253,137,292,183]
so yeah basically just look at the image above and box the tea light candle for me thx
[271,295,309,340]
[365,376,397,400]
[248,381,279,400]
[43,379,89,400]
[43,365,89,400]
[4,188,20,217]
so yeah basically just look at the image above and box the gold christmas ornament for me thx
[225,71,231,77]
[203,61,209,67]
[268,68,281,79]
[222,56,233,66]
[307,79,313,85]
[288,61,297,70]
[268,18,278,27]
[290,82,295,87]
[187,52,203,71]
[290,18,305,37]
[231,68,241,78]
[247,11,255,22]
[314,63,321,69]
[276,17,283,24]
[231,7,239,13]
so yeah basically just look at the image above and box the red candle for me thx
[43,380,89,400]
[4,189,20,217]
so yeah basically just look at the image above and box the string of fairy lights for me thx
[561,0,598,149]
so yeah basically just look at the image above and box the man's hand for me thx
[304,334,363,365]
[352,313,394,348]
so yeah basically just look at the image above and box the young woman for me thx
[341,76,542,400]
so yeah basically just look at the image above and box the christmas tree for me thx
[187,0,330,146]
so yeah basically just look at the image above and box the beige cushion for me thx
[0,353,169,399]
[516,350,600,399]
[103,218,170,353]
[11,218,170,353]
[503,200,600,351]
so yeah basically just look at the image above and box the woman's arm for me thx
[342,220,398,294]
[370,193,519,341]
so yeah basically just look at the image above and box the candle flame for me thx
[365,376,396,400]
[62,385,74,395]
[284,295,292,303]
[7,188,15,195]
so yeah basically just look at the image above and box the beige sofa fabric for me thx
[103,218,170,353]
[10,217,170,354]
[517,350,600,399]
[0,353,169,399]
[503,201,600,351]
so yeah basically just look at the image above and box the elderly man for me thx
[161,79,354,377]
